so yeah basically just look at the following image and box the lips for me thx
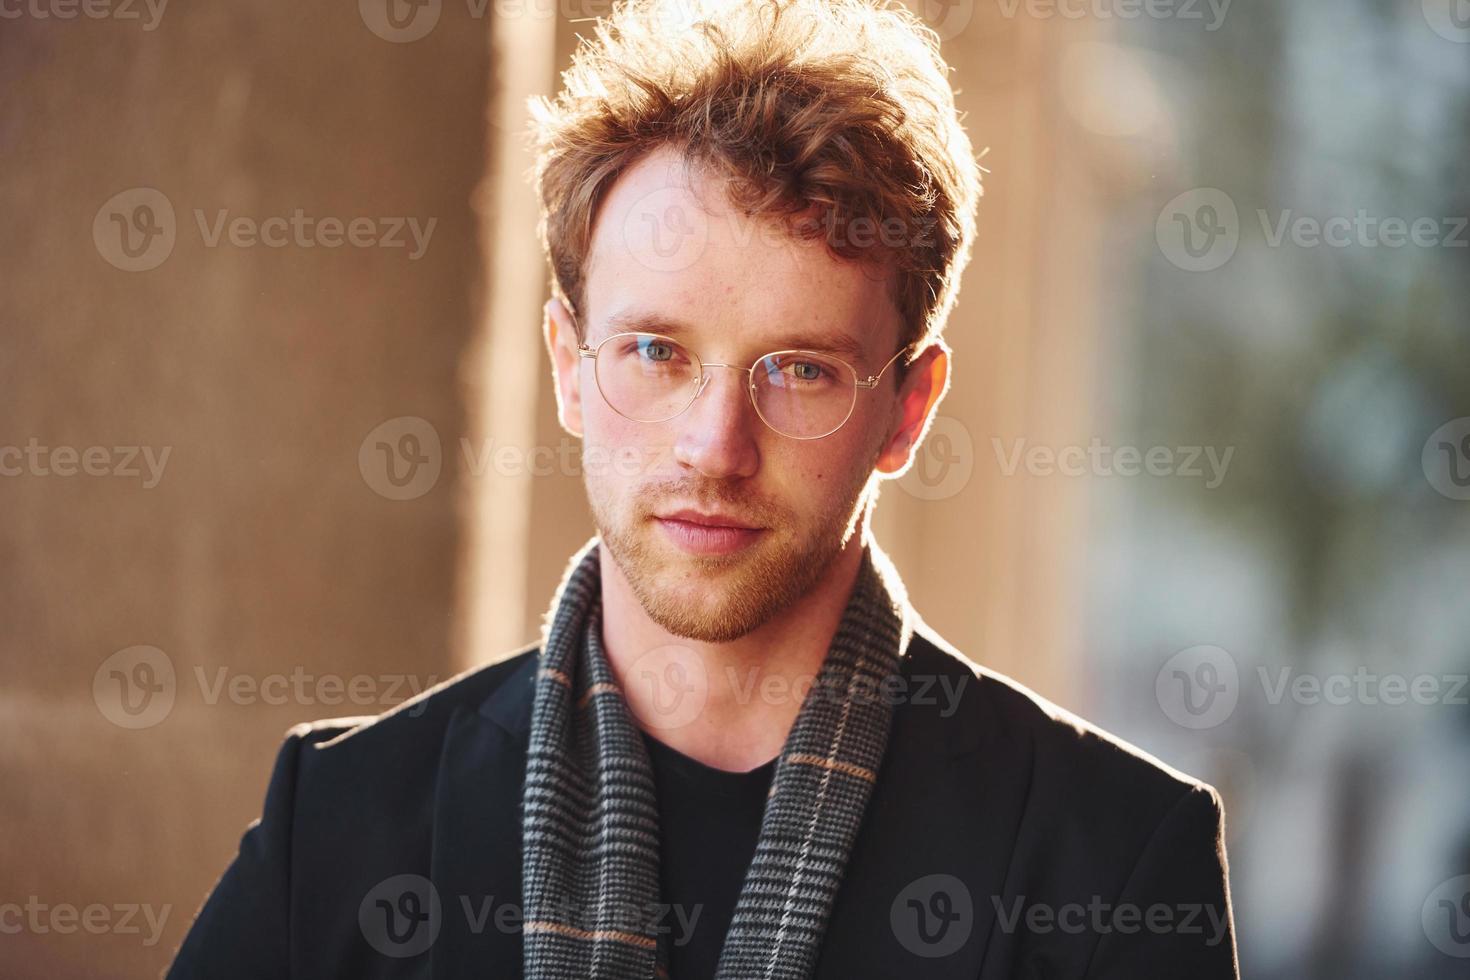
[653,508,765,556]
[656,508,762,530]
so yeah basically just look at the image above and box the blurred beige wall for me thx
[1,4,491,977]
[2,2,1100,976]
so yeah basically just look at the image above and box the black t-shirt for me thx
[640,729,777,980]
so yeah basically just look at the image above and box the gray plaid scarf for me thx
[520,534,913,980]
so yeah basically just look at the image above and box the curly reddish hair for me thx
[529,0,983,356]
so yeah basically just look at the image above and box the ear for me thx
[543,296,585,438]
[875,341,951,475]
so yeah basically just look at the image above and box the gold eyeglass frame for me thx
[576,330,912,441]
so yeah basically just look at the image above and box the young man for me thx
[171,1,1238,977]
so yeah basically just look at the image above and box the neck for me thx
[600,524,870,772]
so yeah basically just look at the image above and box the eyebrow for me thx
[600,310,872,364]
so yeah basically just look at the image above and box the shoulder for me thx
[897,625,1237,974]
[278,644,539,784]
[239,644,542,891]
[905,621,1223,832]
[168,648,543,976]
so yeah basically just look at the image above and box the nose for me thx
[672,364,761,480]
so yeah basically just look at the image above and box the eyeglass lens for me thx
[592,333,859,439]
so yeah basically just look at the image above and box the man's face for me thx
[553,146,911,643]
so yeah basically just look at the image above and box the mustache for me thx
[635,480,786,525]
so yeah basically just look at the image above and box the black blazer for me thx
[169,622,1239,979]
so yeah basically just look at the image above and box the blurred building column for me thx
[456,6,563,669]
[875,3,1108,706]
[0,4,491,977]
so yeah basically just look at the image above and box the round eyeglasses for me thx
[576,331,911,440]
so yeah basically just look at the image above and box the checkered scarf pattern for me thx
[520,535,913,980]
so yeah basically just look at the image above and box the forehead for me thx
[583,144,900,357]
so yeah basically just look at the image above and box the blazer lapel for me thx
[815,625,1035,980]
[430,654,537,980]
[421,630,1031,980]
